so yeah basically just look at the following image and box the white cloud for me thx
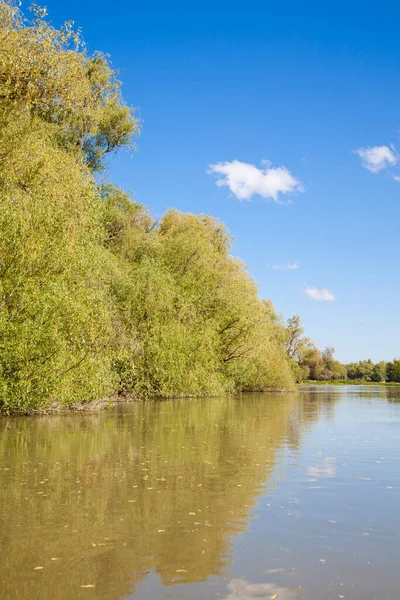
[393,174,400,182]
[354,145,397,173]
[304,286,335,302]
[207,159,302,202]
[267,260,300,271]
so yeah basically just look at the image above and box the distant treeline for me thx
[286,316,400,383]
[0,2,294,413]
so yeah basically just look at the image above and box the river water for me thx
[0,386,399,599]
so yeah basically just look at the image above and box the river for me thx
[0,386,399,599]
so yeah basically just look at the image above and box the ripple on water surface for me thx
[0,385,399,599]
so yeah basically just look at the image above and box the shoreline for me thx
[3,382,399,417]
[0,387,297,417]
[301,380,400,386]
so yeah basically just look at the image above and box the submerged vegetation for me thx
[0,1,294,414]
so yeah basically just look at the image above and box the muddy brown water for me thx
[0,386,399,599]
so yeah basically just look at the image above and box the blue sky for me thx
[44,0,400,363]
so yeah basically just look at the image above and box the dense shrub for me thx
[0,1,294,413]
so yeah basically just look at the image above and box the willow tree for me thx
[101,200,294,397]
[0,1,137,412]
[0,1,294,413]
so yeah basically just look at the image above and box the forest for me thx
[0,2,397,415]
[0,1,296,414]
[286,315,400,383]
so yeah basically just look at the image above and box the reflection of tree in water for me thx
[386,386,400,403]
[285,389,339,448]
[0,392,336,599]
[309,383,400,405]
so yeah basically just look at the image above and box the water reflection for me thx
[224,578,296,599]
[307,461,337,479]
[0,392,332,599]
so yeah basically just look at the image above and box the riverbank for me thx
[302,380,400,386]
[0,386,300,417]
[5,381,400,416]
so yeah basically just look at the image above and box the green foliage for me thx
[285,316,398,385]
[371,362,387,382]
[386,360,400,383]
[0,1,294,413]
[345,359,400,383]
[348,359,374,381]
[0,110,118,412]
[0,1,137,171]
[285,316,348,383]
[104,203,294,397]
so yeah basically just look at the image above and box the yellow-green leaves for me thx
[0,2,138,172]
[0,0,294,413]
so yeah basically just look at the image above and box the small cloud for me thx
[393,174,400,182]
[304,286,335,302]
[354,144,397,173]
[207,159,302,202]
[267,260,300,271]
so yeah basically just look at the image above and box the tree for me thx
[0,1,137,412]
[371,362,387,383]
[346,363,359,379]
[285,316,305,359]
[0,2,137,171]
[356,360,374,382]
[284,315,328,382]
[319,348,347,380]
[108,208,295,397]
[387,360,400,383]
